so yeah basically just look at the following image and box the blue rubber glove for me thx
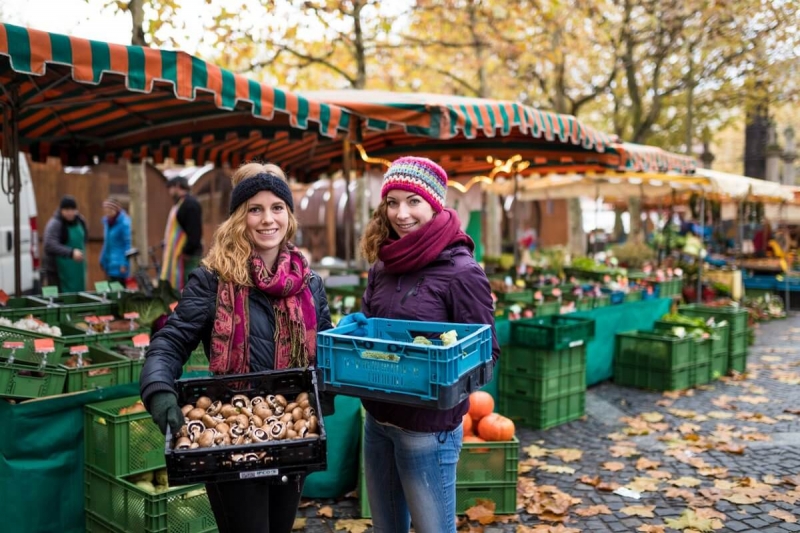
[337,312,368,337]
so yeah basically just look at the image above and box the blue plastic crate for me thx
[743,276,778,290]
[317,318,493,408]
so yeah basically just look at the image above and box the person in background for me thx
[42,195,88,293]
[99,197,132,284]
[753,220,771,258]
[160,176,203,291]
[141,163,332,533]
[342,156,500,533]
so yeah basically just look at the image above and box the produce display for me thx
[128,468,172,494]
[71,316,139,334]
[0,315,61,336]
[659,313,725,339]
[171,392,321,456]
[463,391,516,442]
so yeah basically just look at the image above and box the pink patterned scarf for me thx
[210,243,317,375]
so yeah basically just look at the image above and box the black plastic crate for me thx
[165,368,327,486]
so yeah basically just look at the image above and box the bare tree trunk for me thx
[353,0,367,89]
[129,0,147,46]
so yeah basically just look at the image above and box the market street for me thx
[296,315,800,532]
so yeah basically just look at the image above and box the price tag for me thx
[33,338,55,353]
[109,282,125,292]
[0,289,8,307]
[123,312,140,320]
[99,315,116,322]
[42,286,59,298]
[132,334,150,348]
[344,296,356,309]
[85,316,100,324]
[3,341,24,349]
[169,301,179,312]
[94,281,111,293]
[70,345,89,355]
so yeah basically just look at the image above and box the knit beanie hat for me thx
[59,195,78,210]
[229,173,294,214]
[103,197,123,212]
[381,156,448,213]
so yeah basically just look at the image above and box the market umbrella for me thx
[0,23,352,294]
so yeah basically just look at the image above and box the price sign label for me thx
[33,338,55,353]
[85,316,100,324]
[3,341,24,349]
[99,315,116,322]
[132,334,150,348]
[42,286,59,298]
[0,289,9,306]
[70,345,89,355]
[123,312,140,320]
[94,281,111,293]
[109,282,125,292]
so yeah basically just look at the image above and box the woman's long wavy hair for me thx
[359,201,392,264]
[202,162,298,285]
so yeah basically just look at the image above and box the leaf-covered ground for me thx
[294,317,800,532]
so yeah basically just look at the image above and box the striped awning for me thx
[615,142,697,174]
[0,23,351,167]
[302,90,613,152]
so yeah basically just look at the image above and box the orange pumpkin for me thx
[468,391,495,422]
[462,413,473,435]
[463,435,486,444]
[477,413,515,441]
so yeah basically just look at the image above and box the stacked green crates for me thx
[679,305,749,373]
[358,408,519,518]
[653,320,729,380]
[498,316,593,429]
[615,331,695,390]
[84,396,217,533]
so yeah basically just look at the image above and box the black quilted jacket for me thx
[139,267,332,408]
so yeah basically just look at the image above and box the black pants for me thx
[107,276,127,284]
[206,475,305,533]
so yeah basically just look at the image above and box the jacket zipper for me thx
[400,276,425,305]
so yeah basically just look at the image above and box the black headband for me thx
[229,173,294,215]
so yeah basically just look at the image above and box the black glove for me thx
[149,391,184,436]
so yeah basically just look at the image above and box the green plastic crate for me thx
[593,294,611,308]
[730,332,748,357]
[60,323,144,349]
[711,353,728,379]
[456,482,518,515]
[0,296,60,324]
[495,290,534,305]
[0,361,67,399]
[690,363,712,386]
[500,391,585,430]
[85,466,216,533]
[729,352,747,373]
[614,364,692,391]
[40,293,116,322]
[500,345,585,379]
[534,301,561,316]
[0,325,66,364]
[86,511,119,533]
[457,437,519,484]
[60,345,133,392]
[184,347,208,372]
[678,304,748,336]
[500,370,585,401]
[616,331,695,370]
[653,320,729,358]
[510,315,595,350]
[563,295,593,312]
[624,290,643,303]
[85,396,164,478]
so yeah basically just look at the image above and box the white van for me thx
[0,152,39,295]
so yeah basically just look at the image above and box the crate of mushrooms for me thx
[165,367,327,485]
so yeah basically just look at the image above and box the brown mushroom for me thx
[197,429,216,448]
[274,394,288,407]
[181,404,194,417]
[186,420,205,438]
[306,416,319,433]
[306,432,319,439]
[196,396,212,410]
[285,402,299,413]
[215,422,231,435]
[250,428,269,443]
[206,401,223,416]
[280,412,294,424]
[220,404,239,418]
[234,414,250,429]
[187,407,206,421]
[231,394,250,409]
[250,396,265,407]
[293,419,307,432]
[189,442,200,449]
[253,404,273,419]
[201,414,218,429]
[297,426,310,439]
[291,407,304,421]
[287,429,298,439]
[175,436,192,450]
[251,415,264,428]
[303,406,316,419]
[269,422,287,440]
[295,392,309,405]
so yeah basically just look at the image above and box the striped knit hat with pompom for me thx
[381,156,448,213]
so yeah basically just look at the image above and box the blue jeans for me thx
[364,412,463,533]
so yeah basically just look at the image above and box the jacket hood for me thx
[431,242,474,264]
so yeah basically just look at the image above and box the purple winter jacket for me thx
[361,242,500,432]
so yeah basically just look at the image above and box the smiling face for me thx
[246,190,289,261]
[385,190,435,238]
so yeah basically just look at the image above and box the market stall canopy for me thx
[613,142,698,174]
[696,168,794,203]
[299,90,620,178]
[0,23,351,169]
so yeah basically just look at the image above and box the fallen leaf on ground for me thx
[318,506,334,518]
[668,408,698,419]
[776,414,796,421]
[763,474,784,485]
[579,475,600,486]
[551,448,583,463]
[648,470,673,480]
[664,487,695,500]
[738,396,769,404]
[766,491,800,505]
[627,477,661,492]
[641,412,665,423]
[610,445,640,458]
[636,457,661,470]
[707,411,734,419]
[671,477,703,488]
[574,505,612,517]
[292,518,306,530]
[785,408,800,415]
[603,461,626,472]
[539,464,576,474]
[621,505,656,518]
[769,509,798,523]
[785,475,800,486]
[664,509,716,532]
[517,525,580,533]
[597,481,621,492]
[722,491,763,505]
[637,525,666,533]
[678,422,702,434]
[465,499,497,525]
[298,500,315,508]
[656,399,675,407]
[761,355,782,362]
[524,445,549,458]
[334,519,372,533]
[716,443,746,454]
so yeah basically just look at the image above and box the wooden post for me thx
[325,173,337,258]
[127,162,148,271]
[343,138,352,265]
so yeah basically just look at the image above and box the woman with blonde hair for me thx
[140,162,332,533]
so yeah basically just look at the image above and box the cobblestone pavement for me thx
[297,315,800,532]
